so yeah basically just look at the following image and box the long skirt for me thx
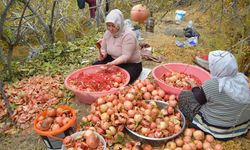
[178,91,250,140]
[178,91,202,122]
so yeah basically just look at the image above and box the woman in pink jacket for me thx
[93,9,142,83]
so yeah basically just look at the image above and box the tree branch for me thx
[49,0,57,43]
[21,0,53,43]
[15,0,31,44]
[6,45,14,80]
[5,13,33,21]
[0,0,15,44]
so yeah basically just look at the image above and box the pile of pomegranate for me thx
[80,79,180,145]
[36,107,73,131]
[161,72,202,90]
[113,141,153,150]
[77,78,225,149]
[63,130,104,150]
[126,100,182,138]
[67,67,127,92]
[0,75,63,129]
[164,128,224,150]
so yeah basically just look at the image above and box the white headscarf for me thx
[208,50,250,103]
[105,9,125,37]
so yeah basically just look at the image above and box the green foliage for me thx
[80,121,94,128]
[4,33,102,82]
[114,134,124,144]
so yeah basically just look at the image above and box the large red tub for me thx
[152,63,211,95]
[64,65,130,104]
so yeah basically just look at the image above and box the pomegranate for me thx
[131,4,150,23]
[205,134,214,142]
[193,130,205,140]
[85,132,100,149]
[214,144,224,150]
[47,107,56,117]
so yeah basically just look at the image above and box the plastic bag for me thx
[184,27,200,38]
[176,36,198,48]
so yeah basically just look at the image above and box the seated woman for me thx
[178,50,250,140]
[93,9,142,83]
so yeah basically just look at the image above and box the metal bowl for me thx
[125,100,186,146]
[61,130,106,150]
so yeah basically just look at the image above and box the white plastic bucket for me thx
[175,10,186,21]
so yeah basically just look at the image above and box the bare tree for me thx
[0,0,19,117]
[0,0,16,80]
[0,0,16,44]
[20,0,56,44]
[0,0,31,79]
[0,0,61,116]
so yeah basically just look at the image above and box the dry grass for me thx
[0,2,250,150]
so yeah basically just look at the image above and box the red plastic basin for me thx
[64,65,130,104]
[152,63,211,95]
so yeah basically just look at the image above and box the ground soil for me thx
[0,4,250,150]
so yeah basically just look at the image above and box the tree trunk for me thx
[0,47,7,72]
[0,80,13,116]
[105,0,110,15]
[1,0,30,80]
[0,0,15,43]
[49,0,57,43]
[7,45,14,80]
[15,0,31,43]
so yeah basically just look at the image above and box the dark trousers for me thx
[93,55,142,83]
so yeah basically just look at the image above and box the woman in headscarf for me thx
[178,50,250,140]
[93,9,142,83]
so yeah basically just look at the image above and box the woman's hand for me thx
[100,62,114,70]
[98,52,106,61]
[186,79,197,88]
[106,62,114,67]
